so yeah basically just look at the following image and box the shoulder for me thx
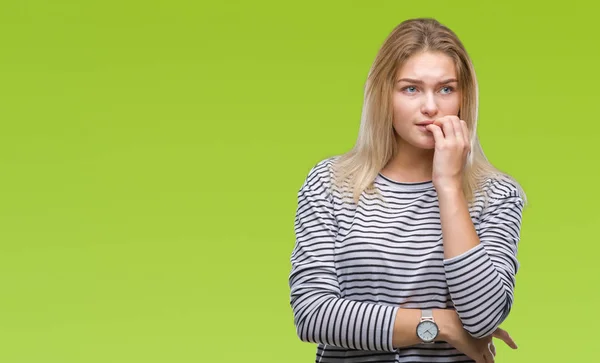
[477,175,526,214]
[301,155,340,190]
[480,176,522,200]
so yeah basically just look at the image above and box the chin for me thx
[417,143,435,150]
[410,136,435,150]
[396,133,435,150]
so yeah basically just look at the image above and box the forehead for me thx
[396,51,457,80]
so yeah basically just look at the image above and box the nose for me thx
[420,92,439,117]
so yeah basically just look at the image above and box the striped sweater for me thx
[288,156,524,362]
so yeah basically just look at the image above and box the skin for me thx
[384,51,518,363]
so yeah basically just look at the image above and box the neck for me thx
[381,141,434,183]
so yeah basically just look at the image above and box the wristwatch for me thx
[416,309,439,344]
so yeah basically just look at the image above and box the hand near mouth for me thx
[424,115,471,191]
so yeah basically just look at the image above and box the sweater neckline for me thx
[376,172,435,192]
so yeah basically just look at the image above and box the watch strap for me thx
[421,309,434,320]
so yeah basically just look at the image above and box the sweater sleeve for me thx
[443,186,524,338]
[288,162,399,351]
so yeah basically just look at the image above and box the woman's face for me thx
[392,51,461,150]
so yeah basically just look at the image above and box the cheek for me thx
[447,94,462,113]
[442,103,460,114]
[392,96,414,120]
[437,97,460,115]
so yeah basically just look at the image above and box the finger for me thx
[425,124,444,144]
[452,118,464,142]
[432,117,450,138]
[493,328,518,349]
[484,347,495,363]
[460,120,470,150]
[437,118,456,139]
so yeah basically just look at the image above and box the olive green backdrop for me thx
[0,0,598,362]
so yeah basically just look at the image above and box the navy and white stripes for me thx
[289,156,524,362]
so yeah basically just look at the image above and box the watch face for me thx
[417,321,438,342]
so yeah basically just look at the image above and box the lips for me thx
[416,120,435,126]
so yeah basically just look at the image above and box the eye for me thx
[402,86,418,94]
[440,86,455,94]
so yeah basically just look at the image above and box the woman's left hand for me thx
[425,115,471,191]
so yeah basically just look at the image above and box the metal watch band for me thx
[421,309,434,320]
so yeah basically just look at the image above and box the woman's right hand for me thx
[434,309,518,363]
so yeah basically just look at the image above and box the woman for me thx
[288,18,526,363]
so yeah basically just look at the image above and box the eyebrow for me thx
[397,78,458,84]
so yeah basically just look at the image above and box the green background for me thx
[0,0,598,362]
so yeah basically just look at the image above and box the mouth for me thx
[416,120,435,126]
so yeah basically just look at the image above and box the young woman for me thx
[288,18,526,363]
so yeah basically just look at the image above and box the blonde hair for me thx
[331,17,527,207]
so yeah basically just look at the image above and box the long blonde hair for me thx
[331,17,527,206]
